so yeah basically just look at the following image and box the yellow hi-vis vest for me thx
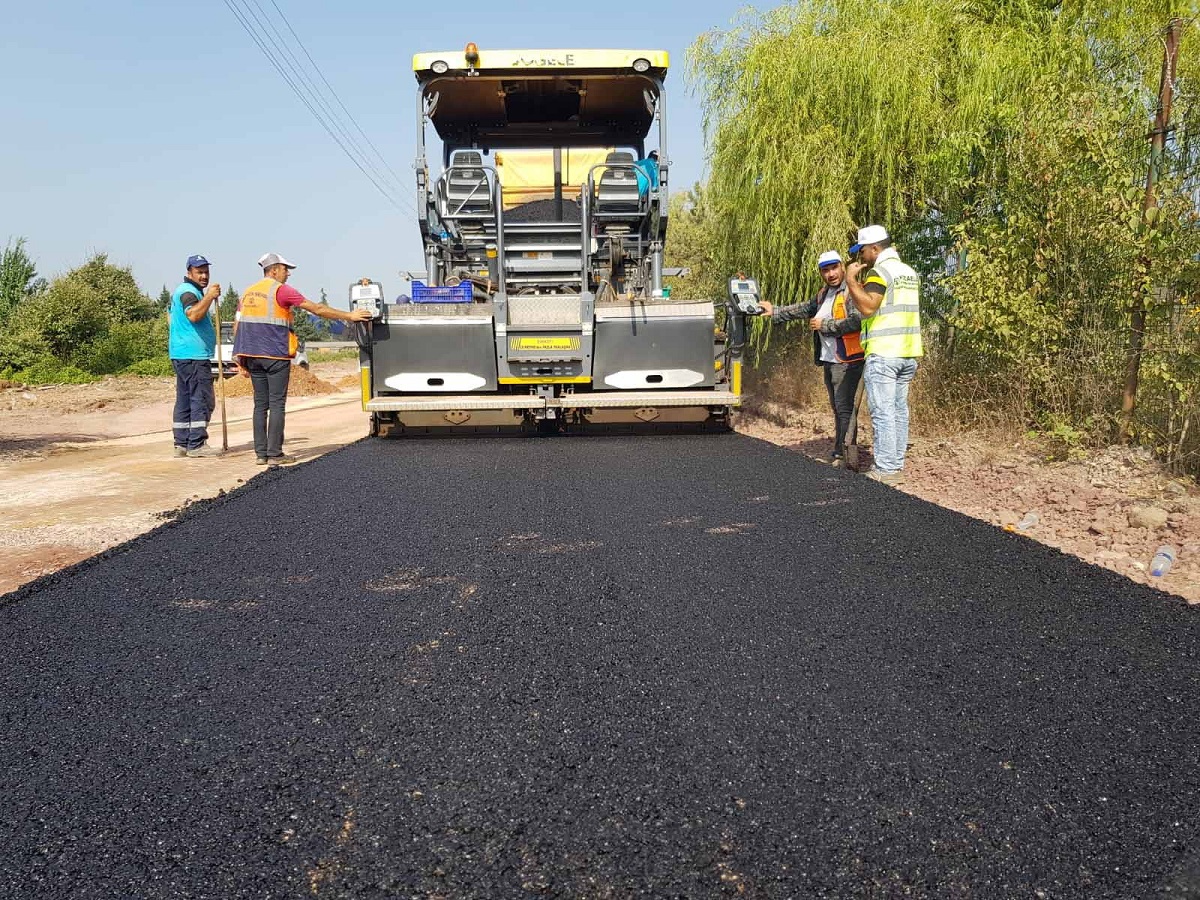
[233,278,299,360]
[861,251,923,358]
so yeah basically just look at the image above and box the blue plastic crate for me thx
[410,280,473,303]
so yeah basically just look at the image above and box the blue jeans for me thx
[172,359,214,450]
[864,355,918,473]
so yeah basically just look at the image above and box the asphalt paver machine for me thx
[352,46,757,434]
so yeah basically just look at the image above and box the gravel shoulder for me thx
[0,361,364,595]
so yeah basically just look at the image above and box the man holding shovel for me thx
[168,254,221,458]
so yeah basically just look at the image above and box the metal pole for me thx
[1121,17,1181,439]
[212,292,230,452]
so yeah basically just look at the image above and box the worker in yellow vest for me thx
[233,253,373,466]
[845,225,923,485]
[758,250,864,465]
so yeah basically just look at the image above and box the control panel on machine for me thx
[728,276,764,316]
[349,279,384,319]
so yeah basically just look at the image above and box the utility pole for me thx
[1121,17,1182,441]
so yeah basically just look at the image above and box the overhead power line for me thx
[265,0,409,192]
[220,0,414,217]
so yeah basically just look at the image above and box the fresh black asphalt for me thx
[2,434,1199,898]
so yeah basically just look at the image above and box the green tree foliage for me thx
[290,289,333,342]
[291,307,321,342]
[664,184,727,302]
[66,253,155,323]
[689,0,1200,469]
[81,318,170,375]
[157,285,172,312]
[0,237,38,324]
[0,253,169,383]
[219,285,240,322]
[4,276,110,361]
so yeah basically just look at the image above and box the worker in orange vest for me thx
[233,253,373,466]
[759,250,865,466]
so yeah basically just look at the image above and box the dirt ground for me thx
[0,360,366,595]
[738,396,1200,605]
[3,361,1197,605]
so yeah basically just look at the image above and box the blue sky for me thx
[0,1,747,306]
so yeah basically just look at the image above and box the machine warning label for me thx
[510,337,580,351]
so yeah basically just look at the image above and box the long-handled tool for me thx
[212,296,230,452]
[845,377,866,471]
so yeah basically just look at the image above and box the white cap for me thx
[817,250,842,268]
[258,252,296,270]
[849,225,889,253]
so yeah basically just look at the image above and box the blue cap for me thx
[186,254,210,269]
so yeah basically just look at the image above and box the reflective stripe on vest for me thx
[831,292,864,362]
[233,278,299,360]
[862,256,923,358]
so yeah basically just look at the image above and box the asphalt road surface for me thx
[3,435,1199,898]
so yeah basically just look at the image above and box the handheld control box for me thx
[349,279,384,319]
[728,277,763,316]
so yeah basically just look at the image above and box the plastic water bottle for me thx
[1150,546,1176,578]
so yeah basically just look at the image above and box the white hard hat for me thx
[849,225,889,253]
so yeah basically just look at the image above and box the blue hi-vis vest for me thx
[168,281,216,360]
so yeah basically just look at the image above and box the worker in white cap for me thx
[232,253,372,466]
[758,249,865,465]
[845,225,924,484]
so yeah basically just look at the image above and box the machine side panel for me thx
[370,318,499,393]
[592,302,717,390]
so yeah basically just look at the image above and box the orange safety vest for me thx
[233,277,299,360]
[831,292,864,363]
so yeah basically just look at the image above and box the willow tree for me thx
[689,0,1200,466]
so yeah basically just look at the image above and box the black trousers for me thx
[171,359,214,450]
[243,357,292,459]
[823,360,865,458]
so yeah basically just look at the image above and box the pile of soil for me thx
[218,366,336,398]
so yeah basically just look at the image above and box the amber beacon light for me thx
[465,42,480,66]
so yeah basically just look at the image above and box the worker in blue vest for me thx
[168,254,221,458]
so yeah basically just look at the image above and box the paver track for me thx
[2,435,1198,898]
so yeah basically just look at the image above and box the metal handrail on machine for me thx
[430,163,506,289]
[582,161,655,297]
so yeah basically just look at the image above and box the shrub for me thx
[78,319,164,375]
[5,276,109,360]
[0,325,52,372]
[124,356,174,377]
[2,356,97,385]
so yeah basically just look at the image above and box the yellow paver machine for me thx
[350,46,761,434]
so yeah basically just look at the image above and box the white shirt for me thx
[815,285,840,363]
